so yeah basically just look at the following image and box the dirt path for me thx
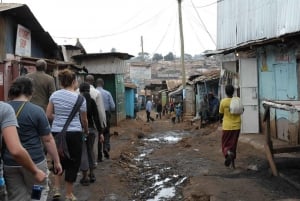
[48,112,300,201]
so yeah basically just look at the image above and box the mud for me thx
[46,112,300,201]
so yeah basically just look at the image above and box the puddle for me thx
[144,130,189,144]
[132,130,189,200]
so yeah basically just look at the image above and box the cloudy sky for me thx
[3,0,217,56]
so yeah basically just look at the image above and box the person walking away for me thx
[169,102,175,112]
[219,84,241,169]
[96,78,115,161]
[156,101,162,119]
[26,59,56,111]
[46,69,89,201]
[200,95,209,124]
[79,82,103,185]
[4,77,62,201]
[208,92,220,122]
[171,110,176,124]
[175,104,182,123]
[145,97,154,122]
[85,75,106,165]
[0,102,46,199]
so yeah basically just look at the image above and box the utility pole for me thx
[141,36,144,61]
[177,0,186,112]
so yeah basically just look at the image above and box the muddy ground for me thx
[48,111,300,201]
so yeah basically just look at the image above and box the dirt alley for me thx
[48,111,300,201]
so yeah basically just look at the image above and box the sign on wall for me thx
[15,24,31,56]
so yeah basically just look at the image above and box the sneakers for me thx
[80,178,90,186]
[52,188,61,199]
[65,193,77,201]
[224,151,234,167]
[224,156,231,167]
[103,150,110,159]
[89,173,96,183]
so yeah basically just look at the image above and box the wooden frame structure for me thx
[262,100,300,176]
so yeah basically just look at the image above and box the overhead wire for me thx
[190,0,216,46]
[185,13,206,51]
[195,0,223,8]
[53,1,174,40]
[152,8,176,55]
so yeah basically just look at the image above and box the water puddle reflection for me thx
[133,130,189,200]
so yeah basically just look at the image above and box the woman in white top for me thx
[46,69,88,201]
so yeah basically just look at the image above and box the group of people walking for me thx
[145,97,183,124]
[0,57,241,201]
[0,59,115,201]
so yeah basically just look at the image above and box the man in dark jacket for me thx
[26,59,56,111]
[156,101,163,119]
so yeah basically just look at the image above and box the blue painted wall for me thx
[258,45,298,122]
[125,88,135,118]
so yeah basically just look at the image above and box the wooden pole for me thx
[177,0,186,112]
[264,106,278,176]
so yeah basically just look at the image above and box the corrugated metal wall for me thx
[185,85,195,116]
[81,57,127,74]
[115,74,125,125]
[94,74,126,126]
[217,0,300,49]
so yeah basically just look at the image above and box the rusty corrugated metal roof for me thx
[0,3,23,11]
[124,83,137,89]
[72,52,134,60]
[165,79,182,91]
[188,69,220,84]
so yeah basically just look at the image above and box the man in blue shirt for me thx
[96,78,115,160]
[145,97,155,122]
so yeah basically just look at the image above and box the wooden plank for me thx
[288,123,298,145]
[264,143,278,176]
[273,145,300,154]
[262,100,299,111]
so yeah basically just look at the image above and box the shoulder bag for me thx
[55,95,84,160]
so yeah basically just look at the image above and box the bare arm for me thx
[2,126,46,182]
[46,102,54,123]
[80,111,89,134]
[41,134,62,175]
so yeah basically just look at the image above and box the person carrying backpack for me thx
[219,84,242,169]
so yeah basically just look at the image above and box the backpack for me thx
[229,97,244,115]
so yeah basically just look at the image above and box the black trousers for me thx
[98,111,111,160]
[146,111,154,122]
